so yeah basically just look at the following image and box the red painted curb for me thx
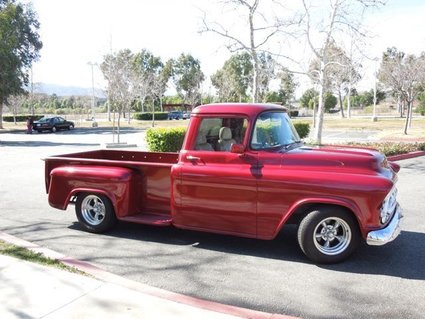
[0,231,298,319]
[388,151,425,162]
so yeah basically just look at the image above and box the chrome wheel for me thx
[298,207,360,263]
[313,217,351,256]
[81,195,106,226]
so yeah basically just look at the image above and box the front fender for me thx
[48,165,137,217]
[269,197,363,240]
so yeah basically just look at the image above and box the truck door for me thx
[175,116,258,237]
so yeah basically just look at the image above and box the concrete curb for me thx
[387,151,425,162]
[0,231,297,319]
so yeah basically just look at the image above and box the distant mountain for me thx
[35,83,105,98]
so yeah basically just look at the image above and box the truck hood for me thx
[282,145,394,177]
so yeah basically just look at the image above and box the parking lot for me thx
[1,127,424,318]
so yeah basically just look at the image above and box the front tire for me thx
[51,126,57,133]
[76,193,117,233]
[297,207,360,263]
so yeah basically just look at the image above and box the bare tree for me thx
[300,0,385,144]
[200,0,288,102]
[379,48,425,134]
[100,49,137,143]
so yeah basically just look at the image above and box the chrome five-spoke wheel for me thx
[81,195,106,226]
[297,207,360,263]
[313,217,351,256]
[76,193,117,233]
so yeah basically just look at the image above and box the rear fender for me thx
[48,165,137,217]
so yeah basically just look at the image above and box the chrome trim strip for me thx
[367,204,403,246]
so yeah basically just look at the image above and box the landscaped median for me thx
[345,142,425,160]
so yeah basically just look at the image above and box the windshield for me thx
[251,111,301,150]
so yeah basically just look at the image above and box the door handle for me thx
[186,155,201,161]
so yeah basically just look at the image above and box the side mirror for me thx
[230,143,245,154]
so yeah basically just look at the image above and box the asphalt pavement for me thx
[1,127,425,319]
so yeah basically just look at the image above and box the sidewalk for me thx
[0,232,295,319]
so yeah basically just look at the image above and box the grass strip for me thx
[0,240,88,276]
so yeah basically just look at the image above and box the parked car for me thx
[33,117,74,133]
[182,112,191,120]
[168,111,183,120]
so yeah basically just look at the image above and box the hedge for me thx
[146,127,187,152]
[347,142,425,157]
[3,115,44,122]
[146,122,311,152]
[293,122,310,139]
[134,112,168,121]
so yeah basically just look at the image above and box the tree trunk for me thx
[313,62,326,144]
[117,109,121,144]
[249,7,258,103]
[346,84,351,119]
[0,100,4,129]
[397,96,402,117]
[403,100,411,135]
[151,98,155,127]
[338,90,345,118]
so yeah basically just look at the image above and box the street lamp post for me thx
[87,62,97,121]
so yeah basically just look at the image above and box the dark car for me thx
[168,111,183,120]
[33,117,75,133]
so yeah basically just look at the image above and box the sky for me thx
[27,0,425,95]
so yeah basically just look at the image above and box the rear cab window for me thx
[193,117,248,152]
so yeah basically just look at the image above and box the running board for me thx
[119,213,172,226]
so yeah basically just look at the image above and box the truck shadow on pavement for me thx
[70,222,425,280]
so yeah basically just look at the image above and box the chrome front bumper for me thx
[366,204,403,246]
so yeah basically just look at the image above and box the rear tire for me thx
[51,126,57,133]
[297,207,360,264]
[76,193,117,233]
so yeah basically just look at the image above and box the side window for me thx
[193,117,248,152]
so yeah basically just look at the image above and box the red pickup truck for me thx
[44,103,402,263]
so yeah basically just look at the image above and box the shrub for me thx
[294,122,310,139]
[146,127,187,152]
[134,112,168,121]
[347,142,425,156]
[3,115,44,122]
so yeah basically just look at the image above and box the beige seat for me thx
[217,127,236,151]
[195,134,214,151]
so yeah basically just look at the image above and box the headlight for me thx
[380,187,398,224]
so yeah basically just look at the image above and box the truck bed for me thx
[44,150,179,221]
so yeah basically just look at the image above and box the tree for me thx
[201,0,289,102]
[0,0,42,129]
[170,53,204,108]
[257,52,276,102]
[211,52,252,102]
[300,88,318,109]
[378,47,425,134]
[100,49,136,142]
[300,0,384,144]
[276,68,297,106]
[132,49,170,115]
